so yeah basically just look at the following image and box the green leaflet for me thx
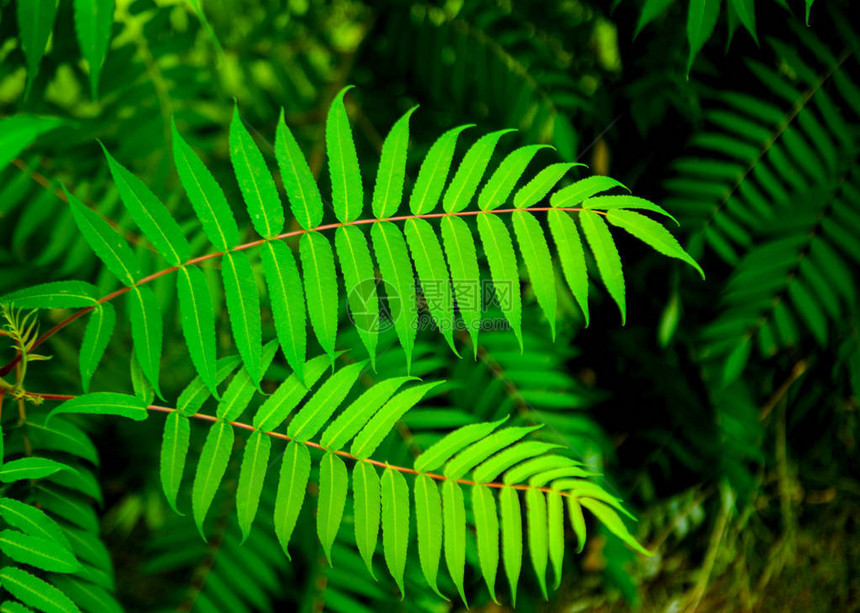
[579,498,651,556]
[300,232,339,364]
[500,486,523,605]
[275,108,323,230]
[177,266,218,396]
[317,452,348,565]
[548,209,590,325]
[579,210,626,324]
[0,115,64,170]
[273,441,310,560]
[805,0,814,24]
[102,145,190,266]
[217,340,278,423]
[404,218,458,355]
[17,0,59,98]
[472,484,500,602]
[230,105,284,238]
[253,354,330,431]
[606,209,705,278]
[20,416,98,465]
[445,426,540,480]
[0,498,71,548]
[550,175,628,208]
[414,417,508,473]
[512,211,558,338]
[236,430,272,541]
[479,145,549,211]
[444,129,515,213]
[1,280,98,309]
[583,194,678,225]
[442,480,468,605]
[79,303,114,393]
[336,226,379,367]
[381,467,410,597]
[371,222,417,370]
[49,576,122,613]
[351,381,444,459]
[473,441,562,484]
[0,567,78,613]
[0,457,75,483]
[476,213,523,345]
[552,480,633,518]
[263,241,307,382]
[177,355,241,416]
[192,420,234,539]
[160,411,190,514]
[729,0,758,43]
[635,0,675,36]
[172,120,239,251]
[414,474,444,597]
[65,186,139,286]
[0,601,32,613]
[687,0,721,73]
[321,376,415,451]
[547,489,564,590]
[409,124,473,215]
[327,86,364,223]
[73,0,113,99]
[514,162,580,208]
[287,361,367,442]
[526,488,549,599]
[352,461,381,577]
[128,286,164,399]
[222,251,263,388]
[0,529,80,573]
[48,392,148,423]
[440,215,482,352]
[568,496,587,553]
[372,106,417,219]
[130,351,154,405]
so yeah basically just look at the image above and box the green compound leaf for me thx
[177,266,218,397]
[191,421,234,539]
[172,120,239,251]
[371,221,417,370]
[440,215,482,352]
[579,210,626,324]
[404,218,458,355]
[102,144,190,266]
[476,213,523,346]
[274,441,311,560]
[263,241,307,383]
[414,474,444,598]
[327,86,364,223]
[512,210,557,338]
[222,251,263,389]
[0,567,79,613]
[236,430,272,541]
[300,232,339,365]
[73,0,113,99]
[409,125,473,215]
[17,0,59,98]
[79,302,115,393]
[317,452,348,565]
[276,109,323,230]
[444,129,515,213]
[49,393,148,423]
[128,286,164,399]
[160,412,190,514]
[381,467,410,598]
[230,105,284,238]
[605,209,705,278]
[479,145,549,211]
[65,186,139,286]
[352,461,381,577]
[472,484,500,602]
[548,209,589,325]
[515,163,581,208]
[0,529,80,573]
[336,225,379,367]
[372,106,417,219]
